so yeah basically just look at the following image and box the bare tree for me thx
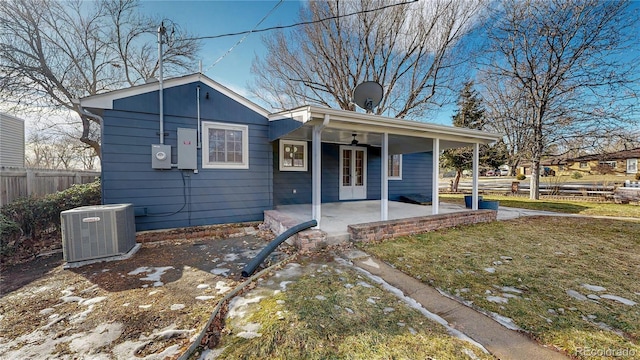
[0,0,200,159]
[481,0,639,199]
[251,0,487,118]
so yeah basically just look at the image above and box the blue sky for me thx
[140,0,458,124]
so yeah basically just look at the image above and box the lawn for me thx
[214,259,493,360]
[440,194,640,218]
[358,217,640,359]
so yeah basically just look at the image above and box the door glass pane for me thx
[355,150,364,186]
[342,149,351,186]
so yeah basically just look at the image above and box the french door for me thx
[339,146,367,200]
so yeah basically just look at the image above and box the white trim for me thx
[472,143,479,210]
[627,158,638,174]
[81,73,270,117]
[388,154,402,180]
[201,121,249,169]
[431,138,440,215]
[279,140,308,172]
[381,133,389,221]
[312,125,323,227]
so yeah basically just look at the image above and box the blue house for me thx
[80,73,499,232]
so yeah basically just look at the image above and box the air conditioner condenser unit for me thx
[61,203,138,266]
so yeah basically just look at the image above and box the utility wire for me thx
[204,0,284,72]
[186,0,419,42]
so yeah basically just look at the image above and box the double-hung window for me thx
[202,121,249,169]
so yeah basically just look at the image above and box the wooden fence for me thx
[0,168,99,207]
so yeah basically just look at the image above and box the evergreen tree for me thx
[441,82,506,191]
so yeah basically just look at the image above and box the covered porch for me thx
[269,105,502,234]
[273,200,469,243]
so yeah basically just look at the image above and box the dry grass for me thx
[358,217,640,359]
[440,194,640,218]
[215,258,493,360]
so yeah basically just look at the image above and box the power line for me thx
[186,0,419,42]
[204,0,284,72]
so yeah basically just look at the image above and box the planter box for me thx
[478,200,499,210]
[464,195,483,209]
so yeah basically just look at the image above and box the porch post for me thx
[432,138,440,215]
[312,124,323,228]
[381,132,389,221]
[472,143,479,210]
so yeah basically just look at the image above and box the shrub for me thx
[571,172,583,179]
[0,180,101,239]
[636,172,640,181]
[0,214,21,257]
[516,174,526,180]
[593,164,615,175]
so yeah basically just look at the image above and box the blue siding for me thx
[272,142,433,205]
[389,152,433,200]
[102,82,272,231]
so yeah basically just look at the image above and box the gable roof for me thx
[80,73,269,117]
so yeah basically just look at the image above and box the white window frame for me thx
[388,154,402,180]
[202,121,249,169]
[279,140,308,172]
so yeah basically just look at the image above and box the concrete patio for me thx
[269,200,561,245]
[273,200,468,242]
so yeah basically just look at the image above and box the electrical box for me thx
[151,144,171,169]
[177,128,197,170]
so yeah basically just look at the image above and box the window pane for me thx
[342,150,351,186]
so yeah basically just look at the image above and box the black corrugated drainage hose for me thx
[241,219,317,278]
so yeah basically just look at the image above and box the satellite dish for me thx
[353,81,383,113]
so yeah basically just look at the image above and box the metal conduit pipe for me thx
[241,219,317,277]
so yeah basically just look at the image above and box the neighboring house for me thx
[520,148,640,176]
[0,112,25,168]
[80,73,499,231]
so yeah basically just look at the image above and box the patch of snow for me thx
[70,322,123,355]
[348,263,489,353]
[357,281,374,288]
[237,331,262,339]
[227,295,265,319]
[39,308,55,315]
[80,296,107,306]
[70,305,94,323]
[344,283,354,289]
[361,258,380,269]
[197,284,210,289]
[587,294,601,300]
[345,308,354,314]
[139,304,152,309]
[486,296,509,304]
[315,295,327,301]
[215,281,232,294]
[582,284,606,292]
[170,304,186,311]
[408,327,417,335]
[130,266,174,287]
[484,267,496,273]
[148,290,160,295]
[279,281,293,291]
[366,297,376,304]
[462,348,480,360]
[490,313,521,331]
[502,293,520,299]
[566,289,587,301]
[492,261,503,266]
[198,348,227,360]
[500,256,513,261]
[383,307,395,314]
[60,295,84,303]
[223,253,239,262]
[276,300,286,305]
[500,286,523,294]
[211,268,230,276]
[195,296,216,301]
[274,263,302,279]
[600,294,636,306]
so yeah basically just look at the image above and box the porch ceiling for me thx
[269,105,501,154]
